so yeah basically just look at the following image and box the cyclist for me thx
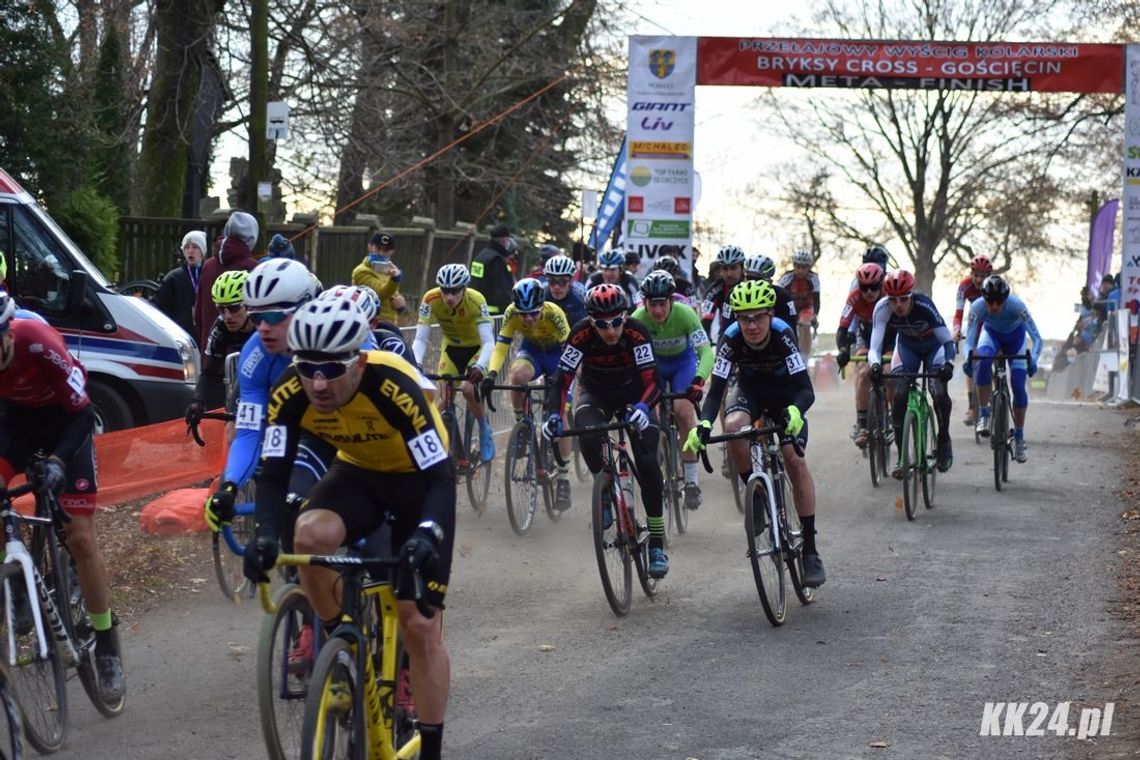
[862,243,891,271]
[528,243,563,281]
[743,254,797,326]
[0,291,125,701]
[623,249,641,277]
[203,259,332,553]
[586,248,641,310]
[963,275,1043,463]
[244,296,455,760]
[776,248,821,358]
[652,254,697,305]
[187,270,255,421]
[700,244,746,341]
[481,279,573,508]
[835,262,891,448]
[317,285,420,370]
[413,263,496,461]
[682,280,825,588]
[543,283,669,578]
[867,269,956,476]
[631,271,713,509]
[543,254,588,321]
[952,255,992,426]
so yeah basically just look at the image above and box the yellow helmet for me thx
[729,280,776,312]
[211,270,249,306]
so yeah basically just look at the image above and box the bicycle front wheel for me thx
[214,483,257,602]
[866,393,882,488]
[992,391,1009,491]
[259,584,316,760]
[301,637,362,760]
[744,479,786,626]
[0,563,67,754]
[0,663,22,760]
[782,490,814,607]
[725,449,745,514]
[539,438,562,522]
[591,470,632,616]
[463,413,491,515]
[503,421,538,536]
[655,437,675,547]
[572,436,590,482]
[921,405,937,510]
[619,451,657,599]
[901,410,920,521]
[664,433,688,536]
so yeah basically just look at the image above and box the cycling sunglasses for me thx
[888,295,912,303]
[440,286,464,296]
[249,310,292,326]
[546,277,571,287]
[591,315,625,330]
[216,303,245,314]
[736,311,772,325]
[859,283,881,293]
[293,355,360,381]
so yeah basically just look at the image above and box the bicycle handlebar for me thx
[257,552,435,619]
[698,423,804,473]
[423,373,467,383]
[965,350,1033,363]
[0,461,73,527]
[187,410,236,447]
[483,381,550,413]
[549,419,635,469]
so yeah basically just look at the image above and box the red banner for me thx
[697,38,1123,94]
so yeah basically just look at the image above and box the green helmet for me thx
[729,280,776,312]
[212,270,249,306]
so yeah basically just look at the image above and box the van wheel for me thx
[87,380,135,433]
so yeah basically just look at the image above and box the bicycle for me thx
[485,381,560,535]
[657,392,695,539]
[968,350,1031,491]
[700,422,814,626]
[258,550,428,760]
[555,419,658,616]
[0,462,125,754]
[840,353,893,487]
[881,369,943,521]
[425,374,491,515]
[0,662,22,760]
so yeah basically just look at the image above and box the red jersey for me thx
[0,319,89,412]
[838,283,877,331]
[953,276,984,331]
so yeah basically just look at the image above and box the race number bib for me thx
[66,366,85,395]
[559,344,583,371]
[261,425,287,457]
[633,343,654,366]
[409,430,448,469]
[785,352,806,374]
[235,401,263,431]
[713,356,732,379]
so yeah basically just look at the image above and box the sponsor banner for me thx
[629,36,699,99]
[626,240,694,279]
[626,195,691,215]
[629,140,691,159]
[697,37,1124,94]
[1123,45,1140,317]
[626,219,692,239]
[628,100,695,140]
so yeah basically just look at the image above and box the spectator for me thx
[154,230,205,340]
[194,211,259,352]
[351,231,407,324]
[470,224,518,315]
[528,244,562,280]
[266,234,295,259]
[623,249,641,276]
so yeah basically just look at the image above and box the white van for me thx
[0,169,198,431]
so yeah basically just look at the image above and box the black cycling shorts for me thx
[0,405,98,515]
[724,378,809,450]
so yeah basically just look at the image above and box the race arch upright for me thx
[624,36,1133,299]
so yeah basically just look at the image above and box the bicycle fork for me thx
[2,540,79,668]
[749,471,782,555]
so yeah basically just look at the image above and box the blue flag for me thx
[589,136,627,252]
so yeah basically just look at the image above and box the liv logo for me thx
[979,702,1114,739]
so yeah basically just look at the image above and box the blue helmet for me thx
[512,277,546,313]
[599,249,624,268]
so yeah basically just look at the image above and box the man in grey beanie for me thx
[194,211,260,351]
[154,230,206,340]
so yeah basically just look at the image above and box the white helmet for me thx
[244,259,317,310]
[716,245,745,266]
[792,249,814,266]
[287,296,370,357]
[436,263,471,289]
[544,254,576,278]
[318,285,379,323]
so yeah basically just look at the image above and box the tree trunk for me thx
[433,0,459,229]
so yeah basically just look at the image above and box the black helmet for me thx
[863,244,890,268]
[653,255,680,277]
[623,249,641,267]
[981,275,1010,303]
[640,271,676,299]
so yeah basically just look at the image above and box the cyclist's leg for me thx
[509,344,540,416]
[447,344,493,459]
[924,343,953,469]
[629,417,668,574]
[1002,328,1031,458]
[890,343,917,452]
[778,418,824,583]
[852,326,872,444]
[572,388,611,474]
[282,434,335,553]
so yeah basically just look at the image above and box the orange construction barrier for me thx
[138,487,213,535]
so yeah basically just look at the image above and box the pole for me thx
[249,0,268,252]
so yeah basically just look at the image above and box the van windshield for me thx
[4,204,76,317]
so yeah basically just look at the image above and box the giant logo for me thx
[648,49,676,79]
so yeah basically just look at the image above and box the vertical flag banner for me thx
[589,136,628,253]
[1087,199,1119,296]
[627,36,698,279]
[1122,45,1140,317]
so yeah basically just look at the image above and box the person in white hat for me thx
[154,229,207,340]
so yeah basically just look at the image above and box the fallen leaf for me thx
[869,740,889,748]
[538,644,555,652]
[894,497,904,511]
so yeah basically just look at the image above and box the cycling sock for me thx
[800,515,817,554]
[647,515,665,538]
[418,722,444,760]
[89,609,113,632]
[856,410,867,428]
[1014,428,1024,441]
[683,461,698,483]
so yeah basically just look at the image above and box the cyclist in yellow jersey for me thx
[413,263,496,460]
[245,295,455,760]
[479,278,573,508]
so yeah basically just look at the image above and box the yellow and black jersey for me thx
[259,351,450,477]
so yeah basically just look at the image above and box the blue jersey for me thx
[868,293,954,366]
[545,284,587,326]
[964,294,1042,363]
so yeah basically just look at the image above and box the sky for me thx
[618,0,1109,341]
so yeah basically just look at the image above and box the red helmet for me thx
[855,262,884,286]
[970,255,993,275]
[882,269,915,297]
[585,283,629,316]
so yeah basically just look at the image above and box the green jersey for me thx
[630,301,714,379]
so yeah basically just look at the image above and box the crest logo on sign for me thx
[648,49,676,79]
